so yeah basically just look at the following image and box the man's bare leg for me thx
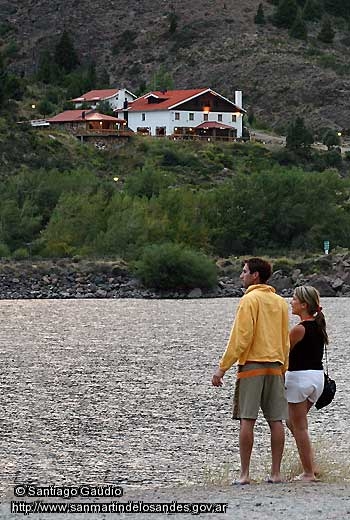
[268,420,285,482]
[236,419,255,484]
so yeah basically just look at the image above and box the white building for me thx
[71,88,136,110]
[116,88,245,139]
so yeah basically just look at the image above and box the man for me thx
[212,257,289,485]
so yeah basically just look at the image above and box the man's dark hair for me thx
[244,257,272,283]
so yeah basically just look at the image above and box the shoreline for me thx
[1,252,350,299]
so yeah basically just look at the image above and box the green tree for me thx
[273,0,299,28]
[54,30,79,73]
[84,62,97,91]
[254,3,266,24]
[323,0,350,18]
[0,199,42,250]
[247,108,255,126]
[318,17,335,43]
[37,99,55,116]
[302,0,322,20]
[149,65,174,91]
[41,191,106,256]
[286,117,314,151]
[124,163,175,199]
[96,100,115,116]
[168,11,179,33]
[322,129,341,149]
[289,10,308,39]
[37,50,57,84]
[0,52,7,107]
[98,67,110,88]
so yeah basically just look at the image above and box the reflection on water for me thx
[0,298,348,494]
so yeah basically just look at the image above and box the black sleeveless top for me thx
[288,320,324,371]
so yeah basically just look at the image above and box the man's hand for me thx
[212,367,225,387]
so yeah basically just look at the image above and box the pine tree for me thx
[168,11,179,33]
[54,30,79,73]
[36,50,60,84]
[98,67,110,89]
[0,52,7,107]
[150,65,174,91]
[254,3,266,24]
[84,62,97,91]
[286,117,314,151]
[322,129,341,149]
[302,0,322,21]
[318,17,335,44]
[273,0,299,28]
[323,0,350,18]
[289,10,308,39]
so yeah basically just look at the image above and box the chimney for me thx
[82,111,86,119]
[235,90,242,108]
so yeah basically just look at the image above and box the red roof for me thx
[70,89,119,102]
[128,88,244,113]
[196,121,235,130]
[47,110,124,123]
[128,89,209,111]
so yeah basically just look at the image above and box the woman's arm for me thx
[289,323,305,349]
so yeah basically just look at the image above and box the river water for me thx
[0,298,348,495]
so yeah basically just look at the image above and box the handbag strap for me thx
[324,344,329,375]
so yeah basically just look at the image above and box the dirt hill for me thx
[2,0,350,131]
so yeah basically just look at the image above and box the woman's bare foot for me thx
[292,473,320,482]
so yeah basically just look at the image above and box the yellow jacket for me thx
[219,284,290,372]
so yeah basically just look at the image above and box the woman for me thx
[285,285,327,482]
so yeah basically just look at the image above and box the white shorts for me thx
[285,370,324,404]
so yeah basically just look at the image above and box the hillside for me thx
[1,0,350,131]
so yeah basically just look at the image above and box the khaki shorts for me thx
[233,362,288,421]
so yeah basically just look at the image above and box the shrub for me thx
[254,3,266,24]
[135,242,217,290]
[272,257,296,274]
[318,17,335,44]
[323,149,342,168]
[12,247,29,260]
[0,243,10,258]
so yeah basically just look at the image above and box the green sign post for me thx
[323,240,330,255]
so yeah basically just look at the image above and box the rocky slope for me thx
[2,0,350,131]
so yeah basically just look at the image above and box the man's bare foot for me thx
[267,477,283,483]
[232,478,250,485]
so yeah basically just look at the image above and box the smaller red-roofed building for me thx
[115,88,245,140]
[70,88,136,110]
[46,109,126,133]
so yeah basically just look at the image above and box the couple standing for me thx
[212,257,327,484]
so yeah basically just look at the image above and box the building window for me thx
[203,113,209,121]
[189,113,194,121]
[142,113,146,121]
[232,114,237,122]
[218,114,222,122]
[175,112,180,120]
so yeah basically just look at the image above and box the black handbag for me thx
[315,345,336,410]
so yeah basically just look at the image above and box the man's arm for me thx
[212,300,254,386]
